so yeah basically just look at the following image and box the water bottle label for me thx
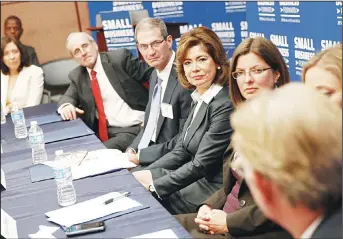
[54,167,71,179]
[29,134,44,144]
[11,112,23,121]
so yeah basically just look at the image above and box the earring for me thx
[274,82,278,88]
[217,66,221,70]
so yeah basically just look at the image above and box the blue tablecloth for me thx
[1,137,190,238]
[1,104,191,238]
[1,118,94,154]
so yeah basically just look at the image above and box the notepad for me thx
[45,192,142,227]
[41,149,136,180]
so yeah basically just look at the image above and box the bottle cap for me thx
[30,121,38,126]
[55,150,64,156]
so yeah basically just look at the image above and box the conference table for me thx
[1,103,191,238]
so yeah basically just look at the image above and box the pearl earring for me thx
[217,66,221,70]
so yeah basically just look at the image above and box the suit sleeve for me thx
[57,73,79,109]
[121,48,153,83]
[150,102,234,198]
[30,48,40,66]
[24,66,44,107]
[139,87,192,165]
[226,204,276,237]
[139,133,180,165]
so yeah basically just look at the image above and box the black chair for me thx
[41,58,78,103]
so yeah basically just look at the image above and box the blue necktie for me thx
[138,78,163,150]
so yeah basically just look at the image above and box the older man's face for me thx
[4,19,23,41]
[69,34,98,69]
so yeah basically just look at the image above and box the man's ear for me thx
[166,35,173,49]
[251,171,275,206]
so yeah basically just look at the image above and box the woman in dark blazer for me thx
[176,37,291,238]
[132,26,234,214]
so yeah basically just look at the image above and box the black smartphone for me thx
[65,221,105,237]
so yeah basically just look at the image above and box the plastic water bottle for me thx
[53,150,77,207]
[11,102,27,138]
[1,103,6,124]
[28,121,48,164]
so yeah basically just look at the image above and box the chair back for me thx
[41,58,78,87]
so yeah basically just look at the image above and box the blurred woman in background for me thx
[1,36,44,114]
[176,37,290,239]
[302,43,342,108]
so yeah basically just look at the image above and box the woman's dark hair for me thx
[1,36,31,75]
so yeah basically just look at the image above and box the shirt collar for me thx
[191,83,223,104]
[299,215,324,239]
[86,54,102,77]
[156,51,175,82]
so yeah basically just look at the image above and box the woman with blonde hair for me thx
[230,83,342,239]
[176,37,291,239]
[302,43,342,107]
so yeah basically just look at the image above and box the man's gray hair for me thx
[134,18,168,42]
[66,32,95,53]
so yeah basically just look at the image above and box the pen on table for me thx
[78,151,88,166]
[103,192,130,205]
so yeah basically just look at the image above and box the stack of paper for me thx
[42,149,136,180]
[45,192,142,227]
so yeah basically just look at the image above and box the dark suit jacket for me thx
[147,86,234,206]
[312,201,342,239]
[57,49,153,132]
[203,150,292,239]
[22,43,40,66]
[129,67,192,165]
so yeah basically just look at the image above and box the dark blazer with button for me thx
[147,86,234,207]
[129,67,192,165]
[203,149,292,239]
[22,43,40,66]
[57,49,153,133]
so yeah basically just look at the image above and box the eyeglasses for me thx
[232,67,271,80]
[137,39,165,52]
[73,43,91,57]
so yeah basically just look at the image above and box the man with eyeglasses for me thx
[57,32,153,151]
[126,18,192,171]
[4,15,40,66]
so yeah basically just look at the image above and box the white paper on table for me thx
[45,192,141,227]
[28,225,59,239]
[131,229,179,238]
[42,149,136,180]
[1,208,18,239]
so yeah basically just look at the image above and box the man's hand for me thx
[132,170,153,190]
[60,104,84,121]
[194,209,228,235]
[197,204,213,220]
[127,151,139,165]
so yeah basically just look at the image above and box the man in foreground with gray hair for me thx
[57,32,153,150]
[231,83,342,239]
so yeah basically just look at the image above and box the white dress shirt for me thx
[299,216,324,239]
[150,51,175,142]
[184,83,223,141]
[58,54,145,128]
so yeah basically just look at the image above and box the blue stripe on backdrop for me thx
[87,1,342,82]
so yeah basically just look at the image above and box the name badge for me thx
[161,103,173,119]
[1,168,6,191]
[1,208,18,239]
